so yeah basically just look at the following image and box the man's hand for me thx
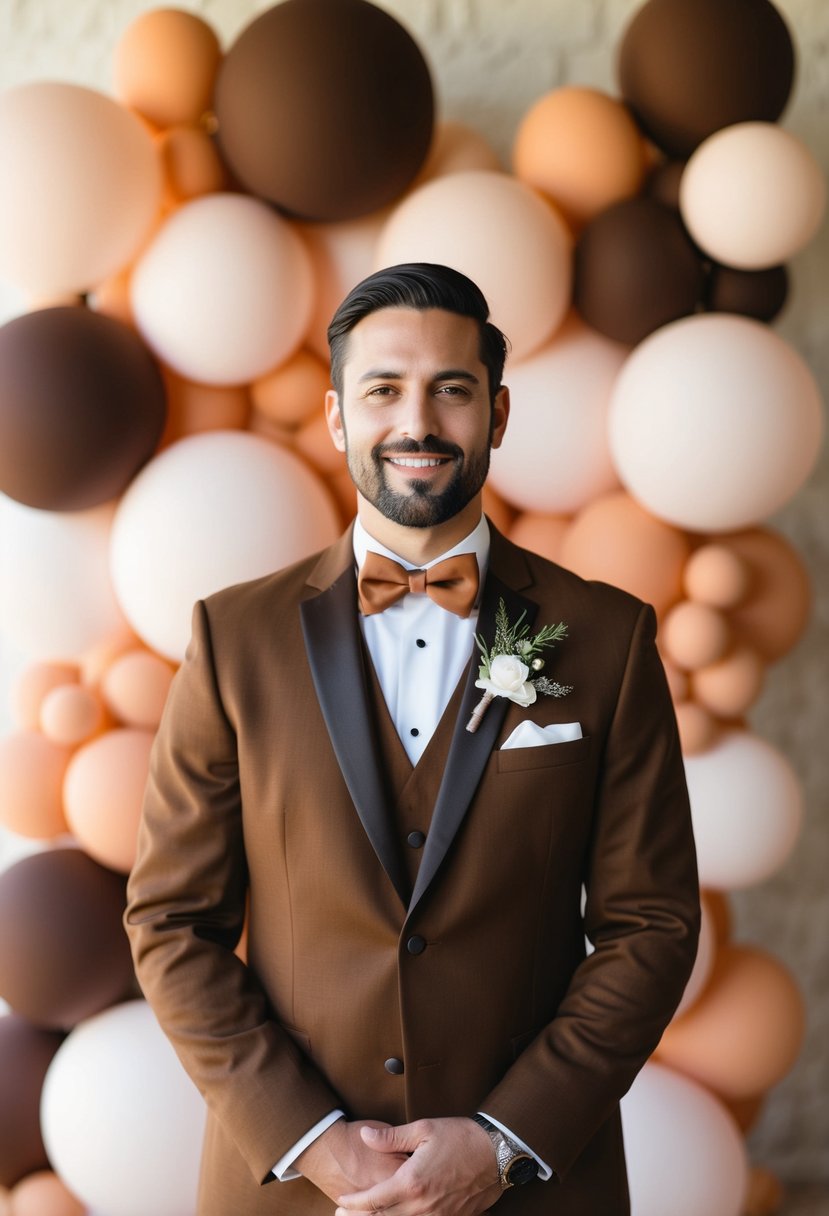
[334,1116,503,1216]
[295,1119,409,1204]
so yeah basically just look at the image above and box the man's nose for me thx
[398,390,438,440]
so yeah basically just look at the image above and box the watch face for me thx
[505,1154,539,1187]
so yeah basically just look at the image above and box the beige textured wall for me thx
[0,0,826,1184]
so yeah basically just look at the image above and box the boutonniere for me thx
[466,598,573,734]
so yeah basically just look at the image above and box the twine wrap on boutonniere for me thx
[466,598,573,733]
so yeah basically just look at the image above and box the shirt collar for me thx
[353,514,490,580]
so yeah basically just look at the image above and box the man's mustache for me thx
[374,437,462,460]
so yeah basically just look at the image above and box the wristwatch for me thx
[471,1114,539,1189]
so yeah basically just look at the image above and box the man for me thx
[126,263,699,1216]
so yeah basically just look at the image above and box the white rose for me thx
[475,654,537,707]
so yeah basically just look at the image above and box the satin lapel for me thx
[300,565,409,907]
[407,566,539,917]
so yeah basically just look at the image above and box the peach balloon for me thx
[100,650,175,730]
[294,413,348,477]
[79,625,143,689]
[326,466,359,527]
[724,1094,767,1136]
[113,9,222,130]
[39,685,104,747]
[683,544,751,609]
[11,662,79,730]
[744,1166,784,1216]
[161,368,250,445]
[131,193,314,385]
[674,701,718,756]
[0,730,70,839]
[680,123,826,270]
[722,528,812,661]
[376,170,572,362]
[481,484,517,536]
[88,266,135,328]
[252,349,330,429]
[488,314,625,514]
[9,1170,84,1216]
[416,120,502,185]
[702,890,732,949]
[559,491,691,617]
[673,895,716,1020]
[0,83,162,297]
[158,125,226,202]
[661,601,731,671]
[659,656,689,705]
[513,86,646,229]
[691,645,766,719]
[656,944,806,1100]
[63,728,155,874]
[508,513,570,565]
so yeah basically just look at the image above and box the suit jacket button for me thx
[384,1057,405,1075]
[407,935,427,955]
[407,831,425,849]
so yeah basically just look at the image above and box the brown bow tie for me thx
[358,550,479,618]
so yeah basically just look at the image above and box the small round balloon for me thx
[706,263,788,323]
[214,0,434,220]
[113,9,222,130]
[0,1015,64,1188]
[63,728,155,874]
[722,528,812,660]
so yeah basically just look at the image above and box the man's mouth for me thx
[385,455,451,469]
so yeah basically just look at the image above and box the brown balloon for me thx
[644,159,685,210]
[0,848,136,1030]
[618,0,795,158]
[0,1015,64,1188]
[0,306,166,511]
[573,197,705,345]
[213,0,434,221]
[706,263,789,323]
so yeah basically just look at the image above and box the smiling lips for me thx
[385,454,452,470]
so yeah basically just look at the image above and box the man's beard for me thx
[345,436,491,529]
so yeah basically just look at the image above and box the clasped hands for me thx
[295,1114,503,1216]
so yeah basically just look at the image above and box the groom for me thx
[126,263,699,1216]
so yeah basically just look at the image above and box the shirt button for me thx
[410,727,420,737]
[384,1057,405,1075]
[407,830,425,849]
[416,638,426,648]
[407,935,427,955]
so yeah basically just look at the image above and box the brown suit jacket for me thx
[125,522,700,1216]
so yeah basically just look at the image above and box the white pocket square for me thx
[501,721,583,750]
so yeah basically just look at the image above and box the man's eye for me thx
[437,384,469,397]
[366,385,396,397]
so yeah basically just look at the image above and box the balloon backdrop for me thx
[705,263,789,323]
[0,307,166,511]
[673,895,716,1020]
[113,9,222,130]
[0,731,70,839]
[11,663,79,732]
[213,0,434,220]
[720,528,812,660]
[100,650,175,731]
[7,1171,84,1216]
[0,1015,64,1188]
[41,1000,206,1216]
[63,728,155,874]
[39,684,104,748]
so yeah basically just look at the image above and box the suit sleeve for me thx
[125,599,341,1186]
[480,601,700,1179]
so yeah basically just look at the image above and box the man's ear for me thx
[490,385,510,450]
[325,389,346,452]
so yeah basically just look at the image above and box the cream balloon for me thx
[376,170,572,362]
[131,193,314,385]
[672,896,716,1020]
[40,1000,206,1216]
[110,431,341,662]
[684,730,803,890]
[608,314,824,532]
[0,82,162,297]
[488,314,625,514]
[680,123,826,270]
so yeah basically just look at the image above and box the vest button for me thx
[384,1057,405,1075]
[407,830,425,849]
[407,935,427,955]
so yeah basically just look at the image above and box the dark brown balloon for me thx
[213,0,434,221]
[0,1014,64,1187]
[0,306,166,512]
[706,263,789,322]
[0,849,136,1031]
[573,197,705,346]
[618,0,795,158]
[645,159,685,210]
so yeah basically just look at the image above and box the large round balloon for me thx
[0,1015,64,1188]
[684,729,803,889]
[0,307,166,511]
[0,730,71,839]
[131,193,314,385]
[680,123,826,270]
[63,728,155,874]
[573,197,704,345]
[213,0,434,221]
[617,0,795,158]
[722,528,812,660]
[0,82,161,298]
[608,314,824,532]
[621,1062,748,1216]
[110,430,341,661]
[0,848,134,1030]
[488,314,625,514]
[41,1000,206,1216]
[113,9,222,130]
[376,170,572,362]
[0,497,127,660]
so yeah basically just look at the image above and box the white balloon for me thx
[41,1000,206,1216]
[621,1061,748,1216]
[0,494,126,659]
[672,896,715,1020]
[608,313,823,531]
[488,314,624,514]
[132,193,314,385]
[684,730,803,890]
[110,430,341,662]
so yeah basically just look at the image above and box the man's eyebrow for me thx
[357,368,480,384]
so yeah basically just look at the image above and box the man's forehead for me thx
[343,306,482,369]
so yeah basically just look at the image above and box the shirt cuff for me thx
[271,1110,346,1181]
[478,1111,553,1182]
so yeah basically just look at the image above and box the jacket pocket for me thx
[496,735,591,773]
